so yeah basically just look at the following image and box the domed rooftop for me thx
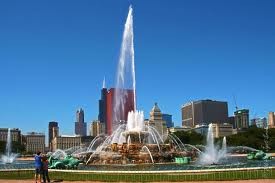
[151,102,161,113]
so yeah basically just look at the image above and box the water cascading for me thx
[127,111,144,131]
[5,128,11,157]
[113,5,136,131]
[221,136,227,153]
[1,128,18,164]
[198,124,227,165]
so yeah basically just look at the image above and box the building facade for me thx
[148,103,168,141]
[234,109,249,130]
[211,123,233,138]
[194,124,209,136]
[181,100,228,127]
[0,128,21,143]
[268,112,275,128]
[90,120,105,136]
[106,88,135,135]
[52,135,81,152]
[227,116,235,129]
[48,121,59,150]
[162,114,174,128]
[251,117,267,128]
[194,123,233,138]
[24,132,45,153]
[75,108,87,136]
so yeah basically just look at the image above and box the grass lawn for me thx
[0,168,274,182]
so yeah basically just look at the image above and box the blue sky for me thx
[0,0,275,136]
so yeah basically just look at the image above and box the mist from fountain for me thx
[50,149,67,159]
[198,124,227,165]
[1,128,18,164]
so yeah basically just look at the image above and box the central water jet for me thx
[113,5,136,131]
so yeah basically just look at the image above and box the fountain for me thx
[0,128,18,164]
[83,6,192,165]
[0,7,274,179]
[39,5,271,169]
[198,124,227,165]
[85,110,190,165]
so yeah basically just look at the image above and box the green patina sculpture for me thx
[175,157,191,164]
[247,150,272,160]
[48,155,82,169]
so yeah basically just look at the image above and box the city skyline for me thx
[1,0,275,135]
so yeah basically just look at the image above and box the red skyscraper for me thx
[106,88,135,135]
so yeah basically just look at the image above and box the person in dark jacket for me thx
[42,156,51,183]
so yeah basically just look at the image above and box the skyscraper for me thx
[48,121,58,150]
[75,108,87,136]
[90,120,105,136]
[181,100,228,127]
[162,114,173,128]
[234,109,249,130]
[268,112,275,128]
[106,88,134,135]
[98,84,108,134]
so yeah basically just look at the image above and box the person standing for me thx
[42,156,51,183]
[34,151,42,183]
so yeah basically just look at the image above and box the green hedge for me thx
[0,169,274,182]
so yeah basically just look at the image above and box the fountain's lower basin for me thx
[1,156,274,171]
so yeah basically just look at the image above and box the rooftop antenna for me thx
[102,76,106,89]
[233,94,239,111]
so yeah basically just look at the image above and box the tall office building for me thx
[98,83,108,134]
[75,108,87,136]
[162,114,173,128]
[106,88,135,135]
[268,112,275,128]
[181,100,228,127]
[234,109,249,130]
[48,121,58,149]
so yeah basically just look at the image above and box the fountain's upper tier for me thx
[122,131,149,144]
[127,111,145,132]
